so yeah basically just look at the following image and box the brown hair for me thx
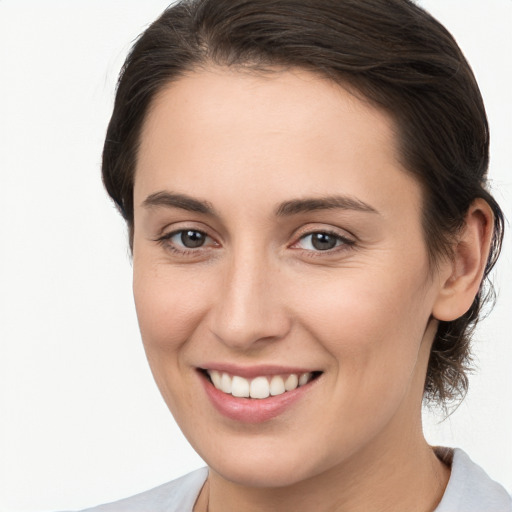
[102,0,504,405]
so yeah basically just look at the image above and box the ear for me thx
[432,199,494,322]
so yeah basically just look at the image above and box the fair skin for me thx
[132,67,492,512]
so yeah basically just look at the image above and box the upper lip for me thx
[198,363,320,379]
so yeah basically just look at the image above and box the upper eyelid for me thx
[161,228,215,243]
[155,225,355,249]
[157,222,216,240]
[298,229,352,239]
[156,229,219,256]
[292,231,354,248]
[291,224,356,242]
[159,218,205,231]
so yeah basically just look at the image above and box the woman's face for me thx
[132,68,448,487]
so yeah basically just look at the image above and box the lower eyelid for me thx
[294,232,354,248]
[156,229,354,254]
[158,229,219,252]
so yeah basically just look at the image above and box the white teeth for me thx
[284,374,299,391]
[210,370,222,389]
[299,372,311,386]
[207,371,316,399]
[250,376,270,399]
[231,375,250,397]
[220,372,232,394]
[269,375,285,396]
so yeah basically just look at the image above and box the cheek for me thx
[132,260,213,356]
[295,266,432,395]
[131,259,218,421]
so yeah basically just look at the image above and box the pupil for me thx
[312,233,337,250]
[181,230,205,248]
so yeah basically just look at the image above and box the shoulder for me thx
[70,467,208,512]
[435,448,512,512]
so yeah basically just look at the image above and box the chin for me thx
[210,455,320,488]
[197,433,348,489]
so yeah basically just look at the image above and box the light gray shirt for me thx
[74,448,512,511]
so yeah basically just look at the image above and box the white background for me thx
[0,1,510,511]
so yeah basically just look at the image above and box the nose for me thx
[208,250,292,351]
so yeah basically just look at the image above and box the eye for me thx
[295,231,353,252]
[173,229,208,248]
[158,228,216,253]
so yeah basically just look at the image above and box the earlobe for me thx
[432,199,494,322]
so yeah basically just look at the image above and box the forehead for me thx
[139,66,396,158]
[134,67,418,216]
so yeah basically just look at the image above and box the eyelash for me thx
[155,228,355,257]
[292,230,355,255]
[156,229,216,256]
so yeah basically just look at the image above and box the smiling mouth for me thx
[201,369,322,399]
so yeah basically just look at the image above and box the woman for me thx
[81,0,510,510]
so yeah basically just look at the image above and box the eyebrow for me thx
[275,195,379,216]
[142,191,379,217]
[142,191,217,216]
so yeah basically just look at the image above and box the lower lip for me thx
[200,372,319,423]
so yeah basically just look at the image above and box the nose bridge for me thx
[210,243,289,349]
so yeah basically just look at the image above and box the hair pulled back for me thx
[102,0,504,405]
